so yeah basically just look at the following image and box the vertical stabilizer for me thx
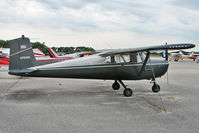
[48,48,59,58]
[9,36,38,71]
[179,50,185,55]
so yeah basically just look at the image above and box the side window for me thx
[104,53,146,63]
[137,52,146,63]
[105,56,115,63]
[130,53,137,63]
[105,54,130,63]
[129,52,146,63]
[137,53,142,63]
[105,56,111,63]
[123,54,130,62]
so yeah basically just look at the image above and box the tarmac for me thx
[0,59,199,133]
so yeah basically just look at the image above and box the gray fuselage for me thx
[14,54,169,80]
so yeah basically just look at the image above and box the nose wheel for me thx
[152,83,160,93]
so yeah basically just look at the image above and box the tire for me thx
[152,84,160,93]
[112,82,120,90]
[123,88,132,97]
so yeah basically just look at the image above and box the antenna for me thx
[165,42,169,84]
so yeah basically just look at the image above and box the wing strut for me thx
[138,51,150,76]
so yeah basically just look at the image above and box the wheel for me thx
[112,81,120,90]
[152,83,160,93]
[123,88,133,97]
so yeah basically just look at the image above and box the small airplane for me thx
[48,48,92,59]
[0,48,9,58]
[32,48,45,57]
[0,48,72,66]
[179,50,199,61]
[162,51,182,61]
[0,48,45,58]
[8,36,195,97]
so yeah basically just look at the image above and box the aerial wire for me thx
[0,76,22,95]
[149,55,167,112]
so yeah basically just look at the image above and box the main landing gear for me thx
[112,79,161,97]
[112,80,133,97]
[112,80,120,90]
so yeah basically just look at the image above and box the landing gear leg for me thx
[118,80,133,97]
[149,54,161,93]
[112,80,120,90]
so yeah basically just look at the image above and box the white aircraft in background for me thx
[0,48,45,58]
[32,48,45,57]
[48,48,91,59]
[0,48,9,58]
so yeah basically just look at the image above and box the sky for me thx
[0,0,199,50]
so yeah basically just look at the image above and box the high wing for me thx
[99,43,195,57]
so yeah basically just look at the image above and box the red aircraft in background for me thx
[1,35,92,69]
[0,48,73,67]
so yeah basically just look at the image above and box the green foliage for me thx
[151,52,159,55]
[75,46,94,52]
[31,42,48,54]
[0,40,10,48]
[0,39,95,54]
[53,46,95,54]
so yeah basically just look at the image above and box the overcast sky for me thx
[0,0,198,50]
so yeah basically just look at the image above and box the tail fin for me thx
[33,48,45,57]
[48,48,59,58]
[9,36,38,72]
[179,50,185,55]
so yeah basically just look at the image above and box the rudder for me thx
[48,48,59,58]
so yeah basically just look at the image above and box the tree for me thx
[31,42,48,54]
[0,38,95,54]
[0,40,10,48]
[75,46,94,52]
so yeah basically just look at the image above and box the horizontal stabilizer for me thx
[9,68,37,75]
